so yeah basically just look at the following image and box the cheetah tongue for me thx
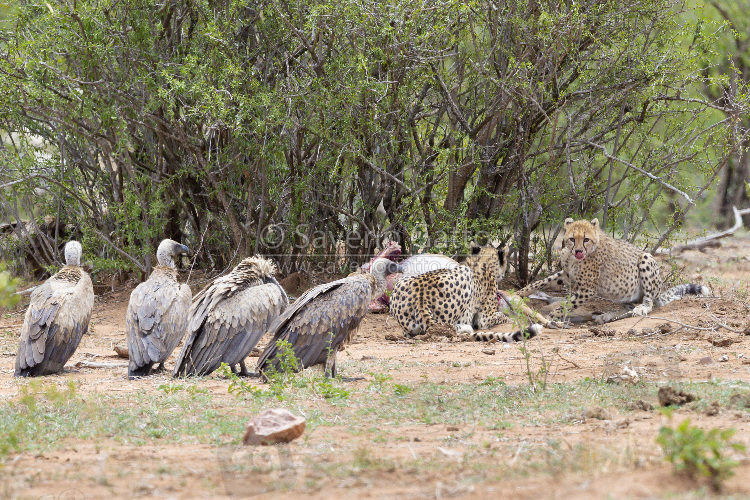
[575,250,585,260]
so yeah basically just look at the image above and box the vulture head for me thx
[367,257,403,298]
[64,241,83,266]
[156,239,191,268]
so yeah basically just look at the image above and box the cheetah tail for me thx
[654,284,711,307]
[472,323,542,342]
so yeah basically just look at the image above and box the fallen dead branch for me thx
[704,305,747,334]
[656,205,750,254]
[74,360,127,369]
[641,315,722,332]
[500,291,560,328]
[552,347,581,368]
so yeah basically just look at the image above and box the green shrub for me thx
[656,418,745,491]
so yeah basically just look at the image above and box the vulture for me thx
[173,256,288,377]
[126,239,192,379]
[257,257,402,379]
[15,241,94,377]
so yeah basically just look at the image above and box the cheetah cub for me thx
[517,218,710,318]
[390,244,541,341]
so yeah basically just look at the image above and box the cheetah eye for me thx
[583,238,590,243]
[568,237,575,243]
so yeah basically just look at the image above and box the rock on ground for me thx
[243,409,306,446]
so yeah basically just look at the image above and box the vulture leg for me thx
[239,360,250,377]
[128,363,155,379]
[324,350,336,378]
[323,351,362,381]
[154,362,166,373]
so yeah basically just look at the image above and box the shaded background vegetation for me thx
[0,0,747,284]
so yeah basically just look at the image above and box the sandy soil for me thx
[1,235,750,499]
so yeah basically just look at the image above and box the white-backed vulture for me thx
[126,239,192,379]
[257,258,402,379]
[15,241,94,377]
[173,256,288,377]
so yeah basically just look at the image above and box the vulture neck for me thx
[367,258,394,298]
[157,257,176,268]
[153,265,178,280]
[156,249,176,268]
[56,265,84,283]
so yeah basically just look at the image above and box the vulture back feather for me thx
[15,241,94,377]
[257,258,401,378]
[173,256,288,377]
[127,239,191,378]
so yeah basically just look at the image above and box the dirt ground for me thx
[1,234,750,499]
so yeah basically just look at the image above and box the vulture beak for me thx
[179,244,191,256]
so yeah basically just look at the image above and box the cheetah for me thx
[517,218,710,318]
[389,244,540,342]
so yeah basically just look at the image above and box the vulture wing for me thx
[173,279,286,377]
[127,269,191,377]
[257,275,371,375]
[15,268,94,377]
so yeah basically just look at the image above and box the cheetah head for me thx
[466,242,507,287]
[563,218,600,261]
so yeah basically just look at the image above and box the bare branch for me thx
[583,140,696,205]
[656,206,750,254]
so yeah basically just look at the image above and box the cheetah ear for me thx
[496,245,506,266]
[590,218,599,230]
[564,218,574,227]
[470,244,481,255]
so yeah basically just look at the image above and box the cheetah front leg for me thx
[549,286,596,319]
[632,253,659,316]
[517,270,567,297]
[474,310,511,330]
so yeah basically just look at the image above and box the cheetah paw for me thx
[631,304,652,317]
[593,312,616,324]
[544,319,568,329]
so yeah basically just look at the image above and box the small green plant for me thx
[186,384,209,397]
[0,265,19,309]
[508,296,550,392]
[393,383,412,396]
[367,372,393,392]
[314,378,350,401]
[262,340,304,399]
[18,380,76,410]
[158,383,184,394]
[219,363,267,398]
[656,418,745,491]
[556,297,572,326]
[480,375,506,386]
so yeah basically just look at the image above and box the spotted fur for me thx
[517,218,710,318]
[389,244,532,341]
